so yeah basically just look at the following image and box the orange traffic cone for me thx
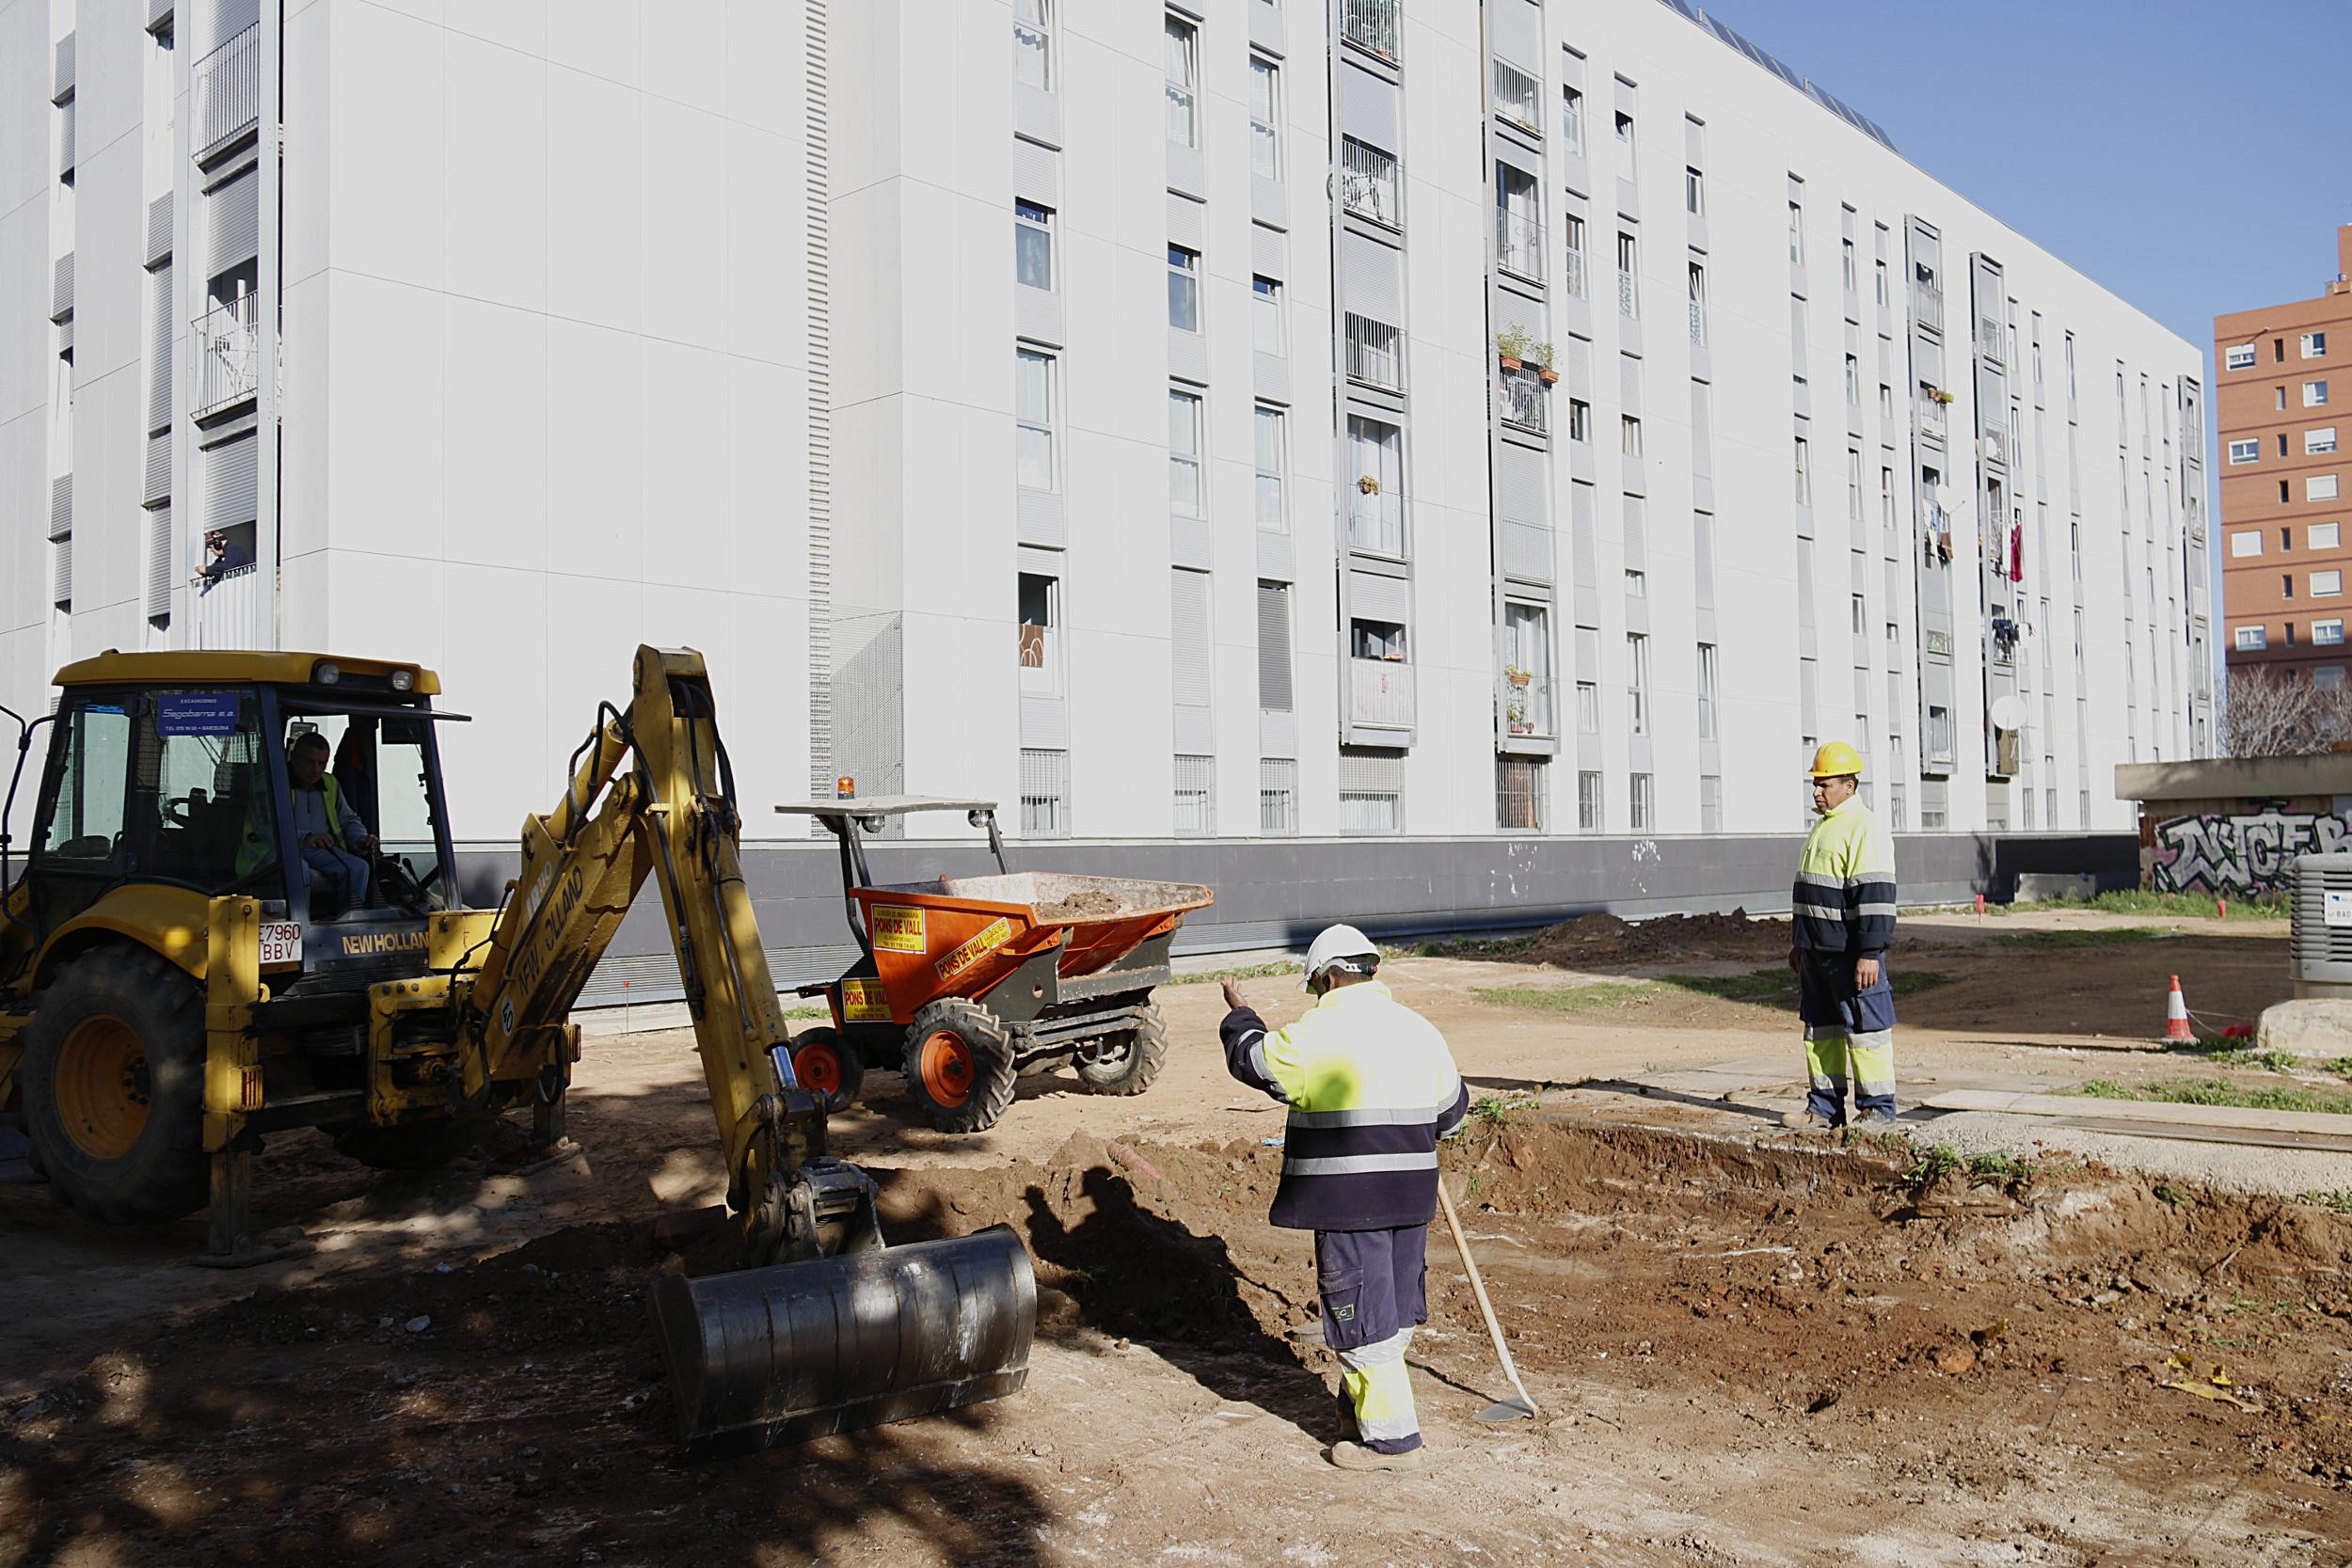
[2163,975,2196,1044]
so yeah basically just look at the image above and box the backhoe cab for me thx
[0,646,1036,1449]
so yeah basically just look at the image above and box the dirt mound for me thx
[1519,908,1789,967]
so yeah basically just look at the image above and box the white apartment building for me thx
[1,0,2211,958]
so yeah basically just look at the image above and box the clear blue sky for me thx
[1695,0,2350,361]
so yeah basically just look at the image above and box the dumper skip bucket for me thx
[651,1224,1037,1448]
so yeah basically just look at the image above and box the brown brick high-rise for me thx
[2216,224,2352,682]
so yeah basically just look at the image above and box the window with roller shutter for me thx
[1257,581,1293,714]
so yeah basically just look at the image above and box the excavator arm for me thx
[455,646,877,1265]
[449,647,1034,1447]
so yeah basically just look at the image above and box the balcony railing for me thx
[1617,268,1638,320]
[1916,393,1948,445]
[1981,421,2010,468]
[1491,58,1541,134]
[1342,0,1399,61]
[194,23,261,161]
[1495,209,1543,282]
[1500,370,1547,436]
[193,294,260,419]
[1688,298,1706,347]
[1340,137,1400,228]
[1344,312,1404,390]
[1348,657,1415,728]
[1502,670,1552,738]
[1913,279,1943,334]
[1563,245,1586,299]
[192,561,265,650]
[1346,491,1404,557]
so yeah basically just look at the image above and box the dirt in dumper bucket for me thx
[1032,888,1124,922]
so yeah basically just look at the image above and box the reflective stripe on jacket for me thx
[1220,978,1470,1231]
[1792,794,1898,956]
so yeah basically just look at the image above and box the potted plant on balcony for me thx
[1927,386,1955,406]
[1495,325,1534,372]
[1533,341,1560,385]
[1357,474,1381,495]
[1503,665,1534,735]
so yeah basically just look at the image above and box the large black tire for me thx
[782,1026,864,1116]
[18,945,209,1225]
[903,998,1019,1134]
[1073,1005,1168,1097]
[332,1117,491,1172]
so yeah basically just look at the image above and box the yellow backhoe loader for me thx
[0,645,1034,1447]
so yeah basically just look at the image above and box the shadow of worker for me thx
[1022,1166,1350,1450]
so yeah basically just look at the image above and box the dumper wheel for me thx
[904,1000,1018,1134]
[18,945,209,1225]
[786,1027,864,1115]
[1074,1005,1169,1097]
[332,1117,492,1172]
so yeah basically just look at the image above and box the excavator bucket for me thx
[651,1223,1037,1448]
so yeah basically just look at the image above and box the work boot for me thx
[1854,1108,1900,1129]
[1781,1108,1838,1131]
[1327,1440,1422,1471]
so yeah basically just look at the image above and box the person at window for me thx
[199,529,251,594]
[287,732,378,914]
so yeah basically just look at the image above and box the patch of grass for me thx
[1169,961,1298,987]
[2074,1077,2352,1116]
[2296,1190,2352,1215]
[1900,1144,1961,1189]
[1964,1151,2038,1187]
[1840,1126,1913,1156]
[1468,1093,1538,1128]
[1993,890,2287,921]
[2325,1057,2352,1080]
[1985,926,2178,950]
[1472,981,1661,1014]
[781,1004,830,1021]
[1654,968,1797,1003]
[2153,1182,2185,1207]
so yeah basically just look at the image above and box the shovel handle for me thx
[1436,1175,1539,1418]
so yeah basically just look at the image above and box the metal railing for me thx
[1916,393,1947,446]
[1617,266,1638,319]
[1688,298,1706,347]
[1491,58,1540,133]
[1349,657,1415,727]
[1563,244,1586,299]
[1495,209,1543,282]
[1340,137,1399,228]
[1345,491,1404,557]
[193,294,260,418]
[1500,370,1548,436]
[192,562,265,649]
[1342,0,1399,61]
[1913,279,1943,334]
[194,23,261,160]
[1344,312,1404,390]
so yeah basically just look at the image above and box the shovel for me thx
[1436,1176,1540,1423]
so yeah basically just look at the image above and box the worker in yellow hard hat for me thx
[1784,742,1899,1130]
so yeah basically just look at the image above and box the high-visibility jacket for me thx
[1792,793,1898,957]
[1221,979,1470,1231]
[233,773,357,879]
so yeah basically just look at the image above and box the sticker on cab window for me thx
[157,692,243,736]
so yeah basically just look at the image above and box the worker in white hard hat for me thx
[1220,923,1469,1471]
[1785,741,1900,1131]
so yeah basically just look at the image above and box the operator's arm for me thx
[335,791,372,850]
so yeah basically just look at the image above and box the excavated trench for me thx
[7,1118,2351,1565]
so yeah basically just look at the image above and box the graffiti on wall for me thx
[2149,810,2352,895]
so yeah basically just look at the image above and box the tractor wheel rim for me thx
[920,1031,975,1109]
[794,1042,843,1096]
[56,1015,150,1161]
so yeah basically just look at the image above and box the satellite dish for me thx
[1989,695,2027,731]
[1933,484,1959,511]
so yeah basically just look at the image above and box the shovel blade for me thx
[1475,1396,1537,1423]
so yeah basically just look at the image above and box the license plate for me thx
[259,921,304,967]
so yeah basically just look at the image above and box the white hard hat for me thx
[1302,923,1378,990]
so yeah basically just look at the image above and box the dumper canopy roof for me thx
[774,796,997,819]
[53,649,441,696]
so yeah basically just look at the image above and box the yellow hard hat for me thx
[1805,740,1865,779]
